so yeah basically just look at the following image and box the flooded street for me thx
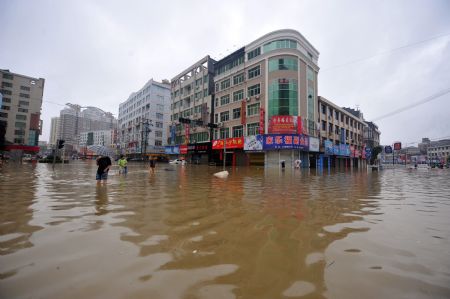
[1,162,449,299]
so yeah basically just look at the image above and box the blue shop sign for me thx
[384,146,392,154]
[365,148,372,158]
[263,134,309,150]
[164,146,180,154]
[324,140,334,155]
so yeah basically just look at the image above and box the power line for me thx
[321,32,450,72]
[371,87,450,121]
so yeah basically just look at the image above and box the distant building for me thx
[49,117,60,146]
[0,69,45,152]
[418,137,430,154]
[363,121,381,149]
[79,130,114,147]
[427,139,450,164]
[118,79,171,156]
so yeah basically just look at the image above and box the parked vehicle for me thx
[169,159,186,165]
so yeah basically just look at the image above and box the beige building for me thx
[0,69,45,152]
[49,116,60,146]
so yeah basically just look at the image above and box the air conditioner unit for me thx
[217,122,223,127]
[255,95,260,100]
[246,97,251,102]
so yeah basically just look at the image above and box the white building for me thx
[79,130,114,147]
[118,79,171,155]
[49,116,60,146]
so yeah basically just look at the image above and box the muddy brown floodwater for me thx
[0,161,449,298]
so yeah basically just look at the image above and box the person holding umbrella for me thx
[96,155,112,184]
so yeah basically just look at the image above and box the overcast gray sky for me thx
[1,0,449,146]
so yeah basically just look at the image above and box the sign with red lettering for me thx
[185,124,190,144]
[259,108,265,134]
[179,145,188,154]
[268,115,301,134]
[212,137,244,149]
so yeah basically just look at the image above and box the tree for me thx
[370,146,383,165]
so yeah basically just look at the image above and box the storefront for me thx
[212,137,246,166]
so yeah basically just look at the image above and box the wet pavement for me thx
[0,161,449,298]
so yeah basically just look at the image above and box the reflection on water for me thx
[0,162,449,298]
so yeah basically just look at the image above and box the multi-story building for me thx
[317,97,367,168]
[0,69,45,153]
[118,79,170,156]
[427,139,450,164]
[168,56,215,163]
[58,106,116,153]
[79,130,114,147]
[363,121,381,149]
[49,117,60,146]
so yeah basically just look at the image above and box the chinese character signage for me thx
[263,134,309,150]
[164,146,180,154]
[212,137,244,150]
[365,147,372,159]
[179,145,188,154]
[385,146,393,154]
[259,108,265,134]
[324,140,333,155]
[268,115,301,134]
[244,135,263,151]
[170,125,176,145]
[184,124,190,144]
[393,142,401,150]
[187,142,211,153]
[309,136,319,152]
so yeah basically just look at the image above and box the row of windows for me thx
[215,84,261,107]
[1,105,27,113]
[215,103,260,123]
[215,65,261,92]
[320,104,361,129]
[1,84,31,91]
[215,55,245,76]
[268,57,298,72]
[2,73,14,80]
[216,123,260,139]
[263,39,297,53]
[247,47,261,60]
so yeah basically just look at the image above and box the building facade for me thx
[317,97,367,168]
[0,69,45,152]
[49,116,60,146]
[169,56,215,163]
[118,79,171,156]
[427,139,450,164]
[363,121,381,149]
[79,130,114,147]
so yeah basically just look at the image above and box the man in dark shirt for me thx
[96,155,112,184]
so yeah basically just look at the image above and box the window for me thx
[203,74,208,83]
[19,93,30,98]
[155,140,162,146]
[0,112,7,118]
[248,65,260,79]
[247,103,260,116]
[219,127,230,139]
[215,55,245,75]
[322,121,326,131]
[0,89,11,95]
[248,84,260,97]
[307,67,314,81]
[268,78,298,117]
[195,78,203,86]
[233,90,244,102]
[19,101,29,106]
[1,82,12,88]
[220,111,229,122]
[247,47,261,60]
[215,83,219,92]
[233,125,243,137]
[233,107,241,119]
[15,130,25,135]
[335,111,339,120]
[263,39,297,53]
[15,122,26,128]
[247,123,259,136]
[268,57,298,71]
[2,73,14,80]
[156,113,164,119]
[155,131,163,138]
[321,104,326,114]
[155,122,163,128]
[1,105,10,110]
[215,114,218,123]
[220,79,230,90]
[20,86,31,91]
[14,138,24,144]
[220,95,230,106]
[215,98,219,107]
[233,73,244,85]
[16,115,27,120]
[2,97,11,103]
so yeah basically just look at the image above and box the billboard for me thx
[263,134,309,150]
[394,142,402,150]
[309,136,320,152]
[268,115,299,134]
[385,146,393,154]
[324,140,333,155]
[212,137,244,150]
[165,146,180,155]
[244,135,263,151]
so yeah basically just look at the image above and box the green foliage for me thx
[370,146,383,165]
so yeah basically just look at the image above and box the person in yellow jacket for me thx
[118,155,128,174]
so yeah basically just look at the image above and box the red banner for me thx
[241,101,246,125]
[394,142,402,150]
[259,108,265,134]
[179,145,188,154]
[185,124,190,144]
[212,137,244,149]
[297,116,302,135]
[268,115,299,134]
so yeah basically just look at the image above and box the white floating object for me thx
[213,170,229,178]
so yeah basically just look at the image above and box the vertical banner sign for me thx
[259,108,265,134]
[185,124,190,144]
[394,142,402,150]
[170,125,176,145]
[341,128,346,144]
[241,101,246,125]
[297,116,303,135]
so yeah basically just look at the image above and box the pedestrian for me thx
[96,155,112,184]
[118,155,128,174]
[281,160,286,170]
[149,157,156,174]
